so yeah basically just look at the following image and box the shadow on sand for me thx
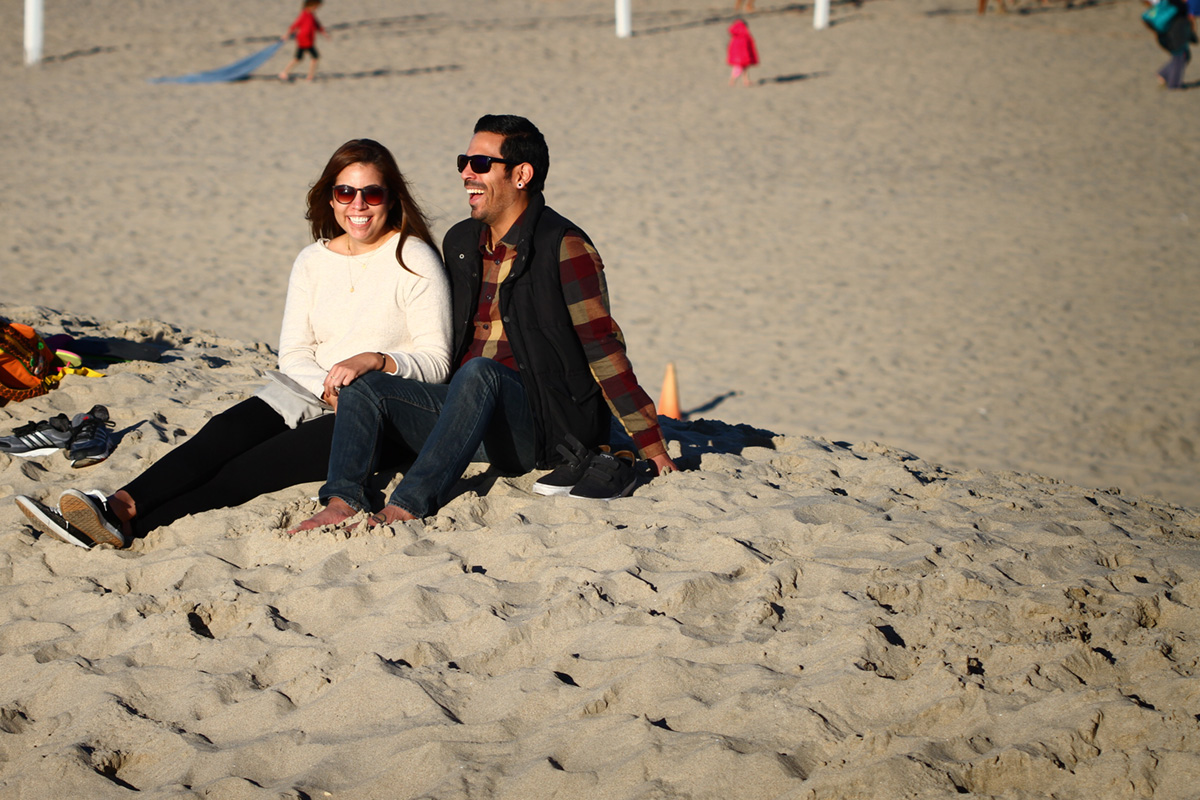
[41,45,124,63]
[927,0,1123,15]
[446,415,782,507]
[253,65,462,82]
[759,70,832,84]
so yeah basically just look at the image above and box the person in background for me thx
[278,0,327,83]
[1154,0,1197,89]
[727,18,759,87]
[16,139,451,549]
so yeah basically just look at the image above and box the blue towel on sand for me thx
[149,41,283,84]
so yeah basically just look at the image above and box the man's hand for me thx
[649,453,678,476]
[322,352,387,400]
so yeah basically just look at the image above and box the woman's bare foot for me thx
[365,504,417,528]
[108,490,136,520]
[288,497,358,534]
[108,490,137,538]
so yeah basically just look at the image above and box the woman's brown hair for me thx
[305,138,438,271]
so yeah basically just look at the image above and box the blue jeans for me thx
[320,359,537,518]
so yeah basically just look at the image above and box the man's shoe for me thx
[58,489,126,548]
[67,405,115,468]
[0,414,75,458]
[532,435,605,496]
[14,495,95,549]
[568,450,638,501]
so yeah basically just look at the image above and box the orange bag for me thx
[0,322,60,405]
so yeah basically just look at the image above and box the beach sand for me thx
[2,0,1199,797]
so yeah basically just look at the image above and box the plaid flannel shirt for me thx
[462,224,667,460]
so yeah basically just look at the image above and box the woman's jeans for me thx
[320,358,537,518]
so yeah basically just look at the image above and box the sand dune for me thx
[1,308,1198,798]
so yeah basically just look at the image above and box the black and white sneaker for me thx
[0,414,75,458]
[532,435,605,497]
[568,450,639,501]
[14,495,95,549]
[58,489,126,548]
[66,405,115,468]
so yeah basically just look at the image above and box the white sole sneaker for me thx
[567,451,639,501]
[531,436,601,497]
[531,481,574,497]
[14,495,94,549]
[9,446,64,459]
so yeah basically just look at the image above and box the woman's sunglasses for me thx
[332,184,388,206]
[457,154,518,174]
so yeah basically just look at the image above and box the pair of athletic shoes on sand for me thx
[0,405,115,468]
[532,434,640,500]
[14,490,126,550]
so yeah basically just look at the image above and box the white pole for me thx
[814,0,830,30]
[616,0,632,38]
[25,0,44,65]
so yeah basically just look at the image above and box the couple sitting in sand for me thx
[18,115,676,550]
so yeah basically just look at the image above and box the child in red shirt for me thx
[727,18,759,87]
[278,0,327,83]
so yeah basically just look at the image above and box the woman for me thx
[16,139,451,549]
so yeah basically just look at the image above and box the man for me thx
[292,114,676,530]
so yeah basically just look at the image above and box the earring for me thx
[517,182,524,188]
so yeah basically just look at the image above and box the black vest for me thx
[442,194,612,467]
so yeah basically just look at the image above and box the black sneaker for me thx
[14,495,95,549]
[58,489,126,548]
[532,435,606,497]
[0,414,75,458]
[568,450,638,501]
[66,405,115,468]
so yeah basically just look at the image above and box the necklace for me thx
[344,239,372,293]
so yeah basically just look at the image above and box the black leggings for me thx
[121,397,403,537]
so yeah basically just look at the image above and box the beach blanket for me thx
[149,40,282,84]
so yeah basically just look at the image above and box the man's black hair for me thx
[474,114,550,194]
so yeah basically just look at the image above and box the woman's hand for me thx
[322,352,389,401]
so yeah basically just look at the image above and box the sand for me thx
[2,0,1199,797]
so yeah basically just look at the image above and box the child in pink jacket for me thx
[727,18,759,87]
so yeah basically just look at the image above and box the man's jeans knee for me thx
[320,372,447,511]
[387,359,537,518]
[319,360,538,519]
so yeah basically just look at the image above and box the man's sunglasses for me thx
[332,184,388,206]
[457,154,519,174]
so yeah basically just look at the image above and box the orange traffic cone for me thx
[658,362,682,420]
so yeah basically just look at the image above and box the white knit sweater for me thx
[277,231,452,398]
